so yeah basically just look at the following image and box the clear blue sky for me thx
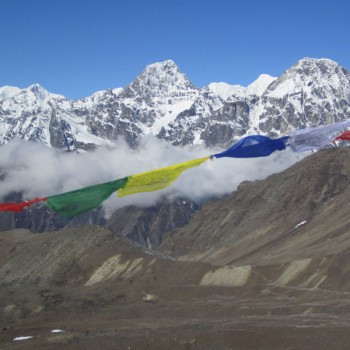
[1,0,349,99]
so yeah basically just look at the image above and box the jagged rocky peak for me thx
[256,58,350,136]
[2,84,64,108]
[27,83,48,96]
[122,59,197,102]
[265,58,350,98]
[25,83,65,101]
[291,57,349,77]
[141,59,195,89]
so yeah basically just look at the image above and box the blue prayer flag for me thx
[213,135,289,159]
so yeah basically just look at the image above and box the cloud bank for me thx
[0,137,304,216]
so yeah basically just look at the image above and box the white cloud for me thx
[0,137,304,216]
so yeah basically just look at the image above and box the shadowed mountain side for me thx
[106,197,200,248]
[0,192,200,245]
[0,192,106,233]
[160,148,350,269]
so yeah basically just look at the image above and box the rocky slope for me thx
[106,197,200,248]
[0,192,106,233]
[0,192,200,247]
[160,148,350,271]
[1,58,350,150]
[3,149,350,348]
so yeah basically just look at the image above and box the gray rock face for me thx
[106,197,200,248]
[0,194,201,251]
[0,190,200,248]
[0,192,106,233]
[1,58,349,150]
[257,58,350,136]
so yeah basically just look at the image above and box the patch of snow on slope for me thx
[207,82,247,100]
[14,336,33,341]
[193,131,203,145]
[295,220,307,229]
[112,87,123,96]
[65,118,114,146]
[148,100,195,134]
[247,74,277,96]
[0,86,22,100]
[266,77,296,98]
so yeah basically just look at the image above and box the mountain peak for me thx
[26,84,65,100]
[146,59,178,70]
[264,57,350,99]
[140,59,193,87]
[26,83,50,100]
[288,57,347,77]
[296,57,338,66]
[1,57,350,150]
[28,83,46,92]
[122,60,196,101]
[247,74,277,96]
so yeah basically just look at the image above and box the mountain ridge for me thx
[1,57,349,150]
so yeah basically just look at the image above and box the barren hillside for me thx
[2,149,350,349]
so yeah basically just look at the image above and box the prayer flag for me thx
[334,130,350,142]
[46,177,129,217]
[0,198,46,213]
[213,135,289,159]
[118,157,209,197]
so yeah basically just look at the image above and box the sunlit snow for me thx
[295,220,307,229]
[13,336,33,341]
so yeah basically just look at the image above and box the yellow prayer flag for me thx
[118,156,209,197]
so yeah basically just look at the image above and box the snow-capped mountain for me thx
[1,58,350,150]
[0,84,117,150]
[256,58,350,135]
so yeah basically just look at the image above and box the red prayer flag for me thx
[0,198,47,213]
[334,130,350,143]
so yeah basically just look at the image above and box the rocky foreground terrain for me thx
[2,148,350,349]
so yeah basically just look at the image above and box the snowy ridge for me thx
[247,74,277,96]
[258,58,350,135]
[0,86,22,101]
[206,82,247,100]
[206,74,277,101]
[0,58,350,150]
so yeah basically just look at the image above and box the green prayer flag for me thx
[46,177,129,218]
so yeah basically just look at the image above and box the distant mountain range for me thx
[2,60,350,349]
[1,57,350,242]
[1,58,350,150]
